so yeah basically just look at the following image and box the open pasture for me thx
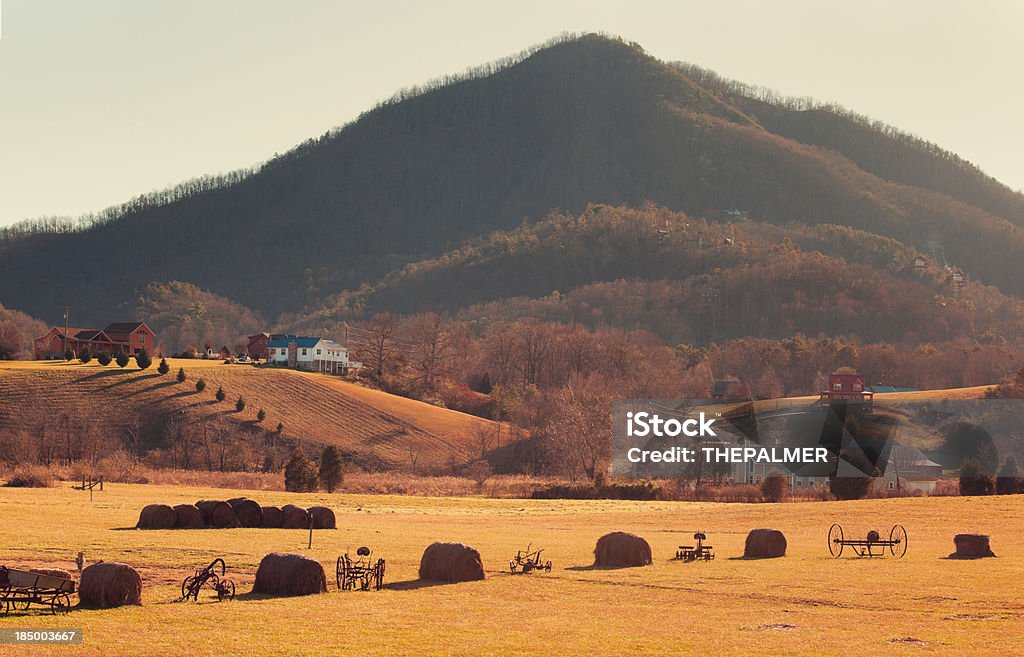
[1,484,1022,656]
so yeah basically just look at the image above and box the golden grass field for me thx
[0,359,497,468]
[1,483,1022,656]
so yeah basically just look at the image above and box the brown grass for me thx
[418,542,485,582]
[593,532,652,567]
[252,553,327,596]
[78,562,142,607]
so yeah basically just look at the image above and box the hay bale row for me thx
[419,542,485,582]
[78,562,142,608]
[260,506,285,528]
[227,497,263,528]
[195,500,240,528]
[252,553,327,596]
[173,504,204,529]
[309,506,336,529]
[136,504,176,530]
[281,504,310,529]
[594,532,652,567]
[136,499,336,530]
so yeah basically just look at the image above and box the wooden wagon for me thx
[0,567,75,615]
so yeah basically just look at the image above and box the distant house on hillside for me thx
[33,321,156,359]
[267,336,361,374]
[246,332,292,360]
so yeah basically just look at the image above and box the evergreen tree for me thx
[761,470,790,502]
[195,378,207,393]
[960,458,996,496]
[78,347,92,364]
[829,475,873,500]
[996,455,1023,495]
[235,396,247,412]
[319,446,344,492]
[136,349,152,370]
[215,386,226,402]
[176,367,187,383]
[157,358,170,375]
[115,352,130,368]
[284,449,318,493]
[63,349,74,361]
[256,408,266,423]
[97,351,112,366]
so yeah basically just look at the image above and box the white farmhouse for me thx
[266,336,361,374]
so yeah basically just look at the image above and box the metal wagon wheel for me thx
[509,560,518,574]
[49,592,72,615]
[181,575,197,601]
[828,524,844,558]
[217,580,235,602]
[374,559,385,590]
[544,560,552,572]
[336,557,347,590]
[889,525,908,558]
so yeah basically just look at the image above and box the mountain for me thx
[290,205,1024,347]
[2,33,1024,329]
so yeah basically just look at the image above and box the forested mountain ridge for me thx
[1,33,1023,327]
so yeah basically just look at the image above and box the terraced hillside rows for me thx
[0,360,498,469]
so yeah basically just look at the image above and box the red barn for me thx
[247,332,271,360]
[819,367,873,411]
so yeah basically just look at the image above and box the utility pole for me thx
[344,322,349,348]
[63,306,69,357]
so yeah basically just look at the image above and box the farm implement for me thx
[336,547,386,591]
[674,532,715,562]
[828,524,908,558]
[0,567,74,615]
[178,558,236,602]
[509,544,552,574]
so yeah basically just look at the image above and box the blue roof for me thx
[268,336,321,348]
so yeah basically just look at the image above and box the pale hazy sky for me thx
[1,0,1022,227]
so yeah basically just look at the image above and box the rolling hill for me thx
[0,360,497,471]
[3,34,1024,327]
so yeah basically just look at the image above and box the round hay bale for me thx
[281,504,310,529]
[418,542,485,582]
[259,505,285,528]
[226,498,263,528]
[79,562,142,608]
[308,506,336,529]
[744,528,787,558]
[172,504,204,529]
[29,568,73,580]
[251,552,327,596]
[593,532,652,568]
[136,504,176,529]
[195,500,240,528]
[952,534,996,558]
